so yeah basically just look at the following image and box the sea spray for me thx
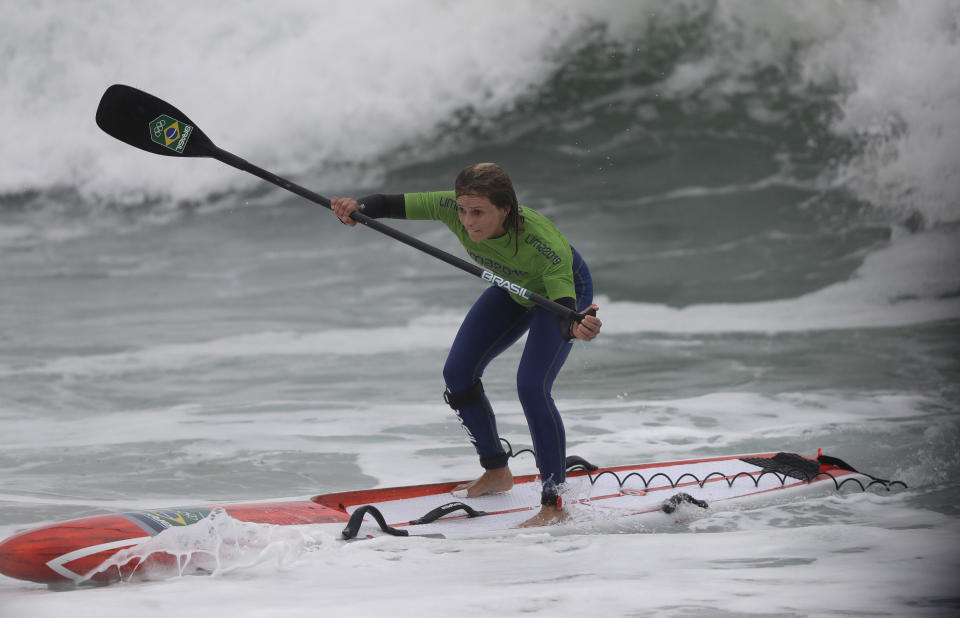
[84,508,335,582]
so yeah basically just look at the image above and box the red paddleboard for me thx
[0,451,901,586]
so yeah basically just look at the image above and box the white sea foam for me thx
[84,508,339,584]
[2,1,957,227]
[0,0,650,202]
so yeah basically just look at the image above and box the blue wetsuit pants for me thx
[442,249,593,498]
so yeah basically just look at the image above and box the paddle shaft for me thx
[209,146,584,322]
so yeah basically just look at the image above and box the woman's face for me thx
[457,194,509,242]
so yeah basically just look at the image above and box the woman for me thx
[331,163,601,527]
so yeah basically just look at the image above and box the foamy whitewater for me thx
[1,1,959,616]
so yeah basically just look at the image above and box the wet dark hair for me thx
[455,163,524,254]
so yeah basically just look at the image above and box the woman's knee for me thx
[443,356,474,391]
[516,376,548,409]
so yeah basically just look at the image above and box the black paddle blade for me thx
[96,84,215,157]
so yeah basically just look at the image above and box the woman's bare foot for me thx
[518,505,569,528]
[451,466,514,498]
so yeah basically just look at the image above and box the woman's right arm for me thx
[331,194,406,227]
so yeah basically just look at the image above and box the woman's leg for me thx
[443,287,531,470]
[517,249,594,504]
[516,308,574,500]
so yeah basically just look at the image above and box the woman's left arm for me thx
[571,304,602,342]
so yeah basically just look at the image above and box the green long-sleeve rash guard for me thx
[358,191,576,307]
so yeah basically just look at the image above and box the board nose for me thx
[0,527,64,584]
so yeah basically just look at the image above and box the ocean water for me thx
[1,0,959,616]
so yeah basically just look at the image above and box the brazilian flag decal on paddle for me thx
[148,114,194,153]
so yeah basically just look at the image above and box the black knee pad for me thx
[443,379,485,410]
